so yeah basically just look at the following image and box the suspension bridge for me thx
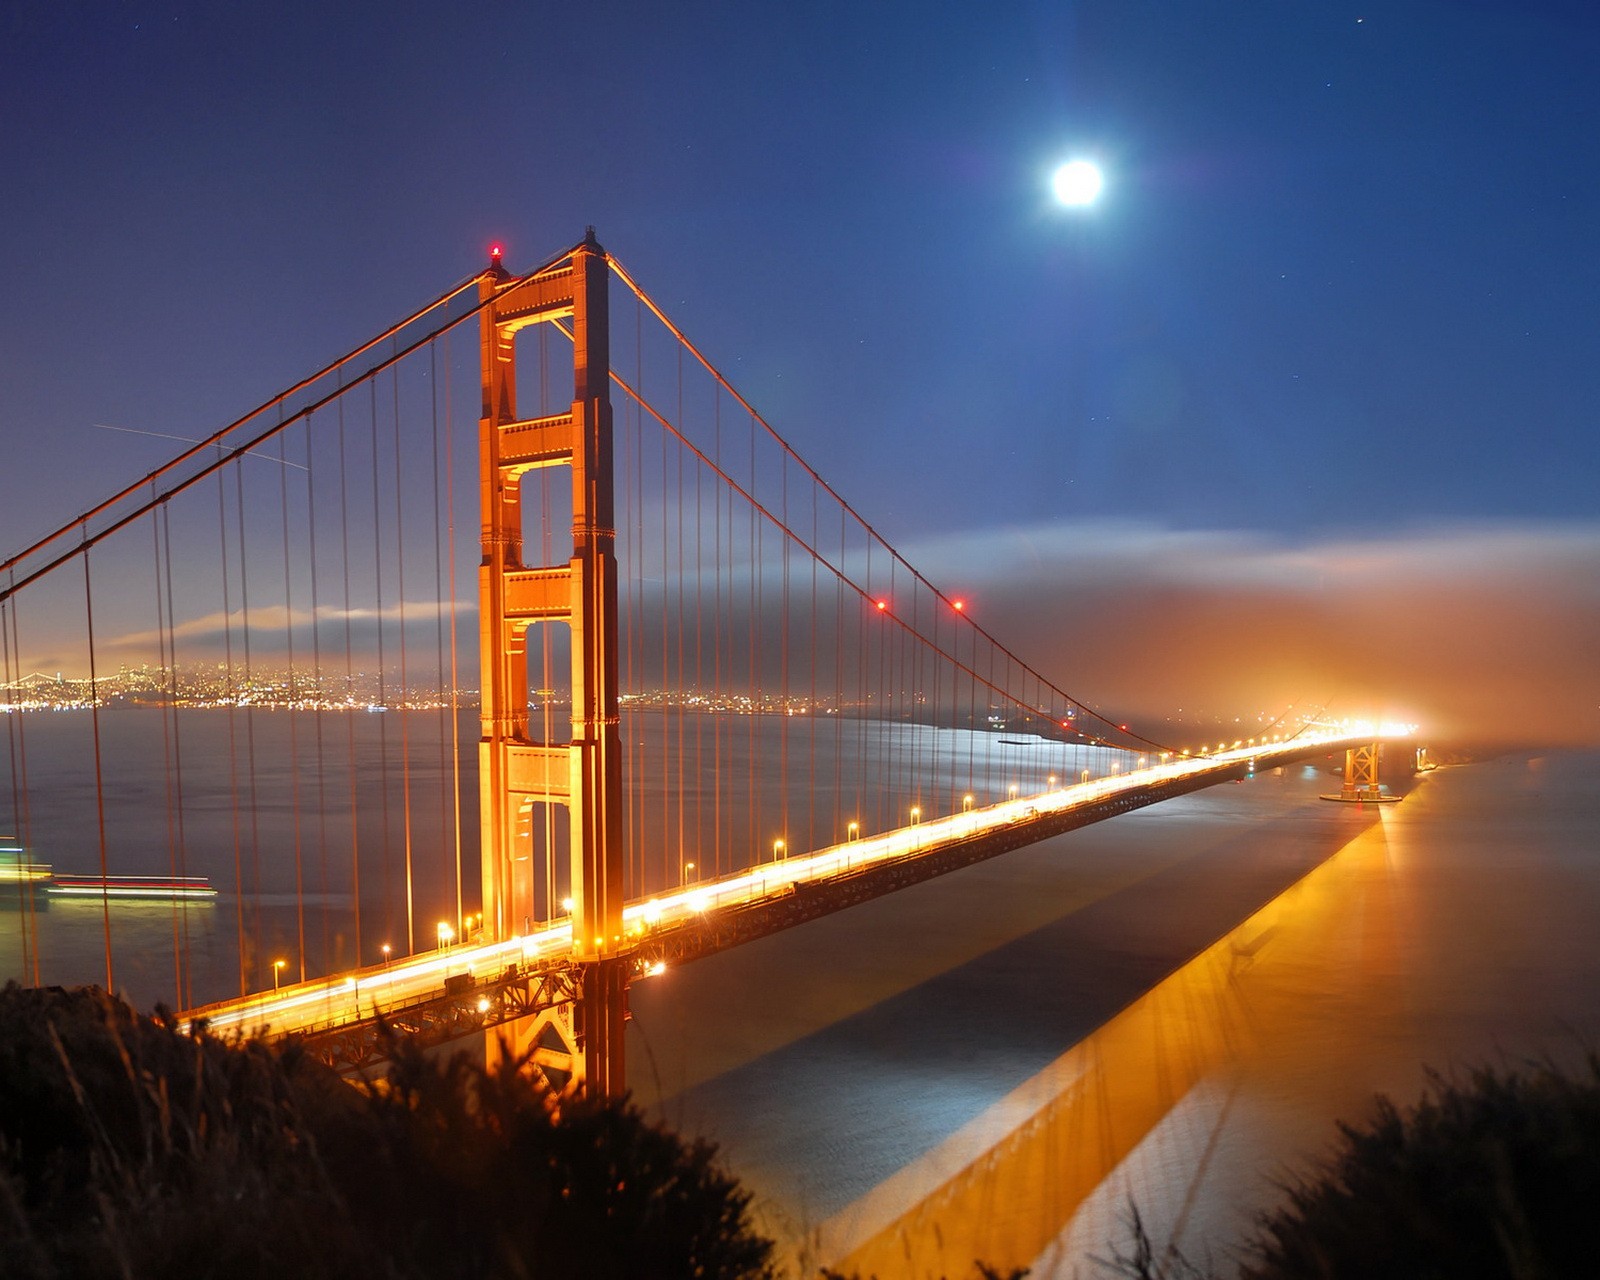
[0,232,1404,1095]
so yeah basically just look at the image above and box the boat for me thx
[47,873,218,900]
[0,837,51,883]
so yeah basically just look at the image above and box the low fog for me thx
[908,519,1600,749]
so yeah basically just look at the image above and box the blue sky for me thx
[2,2,1597,742]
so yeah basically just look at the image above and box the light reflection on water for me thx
[1,708,1118,1008]
[632,750,1600,1277]
[12,713,1593,1277]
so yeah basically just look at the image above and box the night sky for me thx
[3,2,1597,744]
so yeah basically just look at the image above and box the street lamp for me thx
[910,805,921,824]
[1081,769,1091,784]
[272,959,286,992]
[437,921,454,951]
[1009,784,1018,800]
[685,861,697,883]
[1048,775,1057,789]
[380,943,391,972]
[773,838,786,861]
[846,821,859,841]
[962,794,973,812]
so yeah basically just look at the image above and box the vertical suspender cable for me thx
[153,510,182,1004]
[392,363,415,954]
[82,552,114,992]
[158,505,193,1007]
[217,467,247,996]
[305,415,333,972]
[338,397,363,965]
[712,387,722,877]
[693,399,704,884]
[430,341,459,935]
[676,346,686,886]
[369,382,396,949]
[807,481,818,852]
[280,432,307,982]
[4,585,41,985]
[659,357,671,889]
[235,464,264,986]
[442,335,465,935]
[778,454,789,851]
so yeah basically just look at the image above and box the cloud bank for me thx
[904,519,1600,748]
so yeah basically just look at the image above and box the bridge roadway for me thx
[178,730,1397,1071]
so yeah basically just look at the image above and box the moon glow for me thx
[1052,159,1105,207]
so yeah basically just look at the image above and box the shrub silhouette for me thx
[1242,1056,1600,1280]
[0,982,773,1279]
[1105,1055,1600,1280]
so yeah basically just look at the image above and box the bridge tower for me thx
[478,231,627,1096]
[1321,742,1400,804]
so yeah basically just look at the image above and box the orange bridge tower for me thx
[478,231,626,1096]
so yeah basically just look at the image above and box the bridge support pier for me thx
[1321,742,1400,804]
[478,232,628,1097]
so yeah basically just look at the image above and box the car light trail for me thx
[180,727,1406,1043]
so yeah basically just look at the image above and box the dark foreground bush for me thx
[0,982,774,1279]
[1245,1056,1600,1280]
[1108,1055,1600,1280]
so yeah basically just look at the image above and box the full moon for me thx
[1052,159,1104,207]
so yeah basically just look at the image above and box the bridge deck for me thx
[178,733,1388,1071]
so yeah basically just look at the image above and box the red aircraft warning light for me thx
[952,599,966,611]
[875,599,888,611]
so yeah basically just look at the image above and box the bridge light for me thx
[437,921,455,949]
[847,821,860,841]
[952,599,965,612]
[910,806,921,824]
[875,599,888,611]
[490,242,503,260]
[272,959,286,991]
[560,897,574,914]
[1048,775,1057,788]
[773,838,786,860]
[476,997,490,1014]
[962,794,973,812]
[1009,784,1018,799]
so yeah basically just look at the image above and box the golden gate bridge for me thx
[0,232,1404,1095]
